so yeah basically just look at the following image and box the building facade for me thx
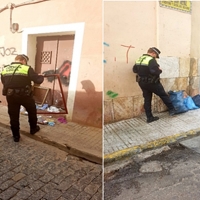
[0,0,102,128]
[104,1,200,124]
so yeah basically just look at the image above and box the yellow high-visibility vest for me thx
[1,64,29,76]
[135,55,153,66]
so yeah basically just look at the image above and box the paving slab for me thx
[104,108,200,164]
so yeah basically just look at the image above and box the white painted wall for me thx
[104,1,194,100]
[157,5,191,57]
[104,1,158,99]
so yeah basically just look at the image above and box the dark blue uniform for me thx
[133,54,175,122]
[1,62,44,141]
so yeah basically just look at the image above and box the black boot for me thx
[30,125,40,135]
[11,128,20,142]
[147,116,159,123]
[169,108,176,116]
[12,134,20,142]
[13,136,20,142]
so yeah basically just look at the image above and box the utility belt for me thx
[136,75,160,84]
[3,85,32,96]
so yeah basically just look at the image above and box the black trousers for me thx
[138,81,174,118]
[6,94,37,138]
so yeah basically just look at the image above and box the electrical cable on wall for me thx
[0,0,50,33]
[0,0,50,13]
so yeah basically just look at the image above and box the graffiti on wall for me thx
[104,42,135,64]
[42,60,71,87]
[103,42,109,47]
[121,44,135,63]
[106,90,118,98]
[0,47,18,57]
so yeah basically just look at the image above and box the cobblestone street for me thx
[0,126,102,200]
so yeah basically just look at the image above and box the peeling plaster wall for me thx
[104,1,200,124]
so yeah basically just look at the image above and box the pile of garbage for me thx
[168,90,200,114]
[36,104,62,113]
[20,104,67,126]
[37,115,67,126]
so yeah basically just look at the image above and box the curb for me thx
[104,128,200,164]
[23,132,102,165]
[0,122,102,165]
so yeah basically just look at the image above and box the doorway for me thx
[34,35,74,109]
[22,22,85,120]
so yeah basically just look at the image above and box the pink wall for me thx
[0,0,102,127]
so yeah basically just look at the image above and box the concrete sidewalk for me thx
[0,105,102,164]
[104,108,200,164]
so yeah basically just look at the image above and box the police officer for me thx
[1,54,44,142]
[133,47,176,123]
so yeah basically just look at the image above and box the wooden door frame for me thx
[21,22,85,120]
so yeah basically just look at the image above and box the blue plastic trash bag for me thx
[192,94,200,107]
[184,96,199,110]
[168,90,188,113]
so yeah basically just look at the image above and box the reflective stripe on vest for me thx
[135,55,153,66]
[1,64,29,76]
